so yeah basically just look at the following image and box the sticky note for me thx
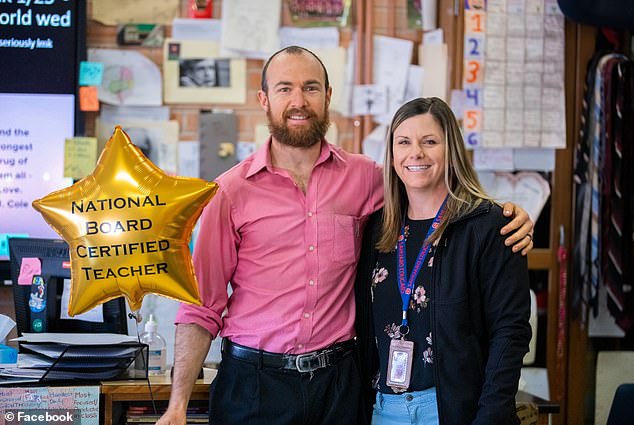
[0,234,28,258]
[18,257,41,285]
[64,137,98,179]
[79,86,99,111]
[0,235,10,258]
[79,61,104,86]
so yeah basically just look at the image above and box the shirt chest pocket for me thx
[332,214,360,265]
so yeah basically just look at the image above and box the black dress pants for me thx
[209,348,361,425]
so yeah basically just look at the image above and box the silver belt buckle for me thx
[295,351,327,373]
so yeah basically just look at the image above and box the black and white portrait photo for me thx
[178,58,231,88]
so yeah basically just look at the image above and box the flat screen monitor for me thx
[8,237,128,338]
[0,0,86,261]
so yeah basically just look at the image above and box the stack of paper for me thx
[0,333,145,385]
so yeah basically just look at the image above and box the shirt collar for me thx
[245,137,345,179]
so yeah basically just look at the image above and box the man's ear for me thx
[257,90,269,112]
[325,86,332,108]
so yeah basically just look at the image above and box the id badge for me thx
[386,338,414,389]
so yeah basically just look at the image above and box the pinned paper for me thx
[236,142,257,161]
[311,47,347,114]
[18,257,41,286]
[279,27,339,49]
[92,0,179,25]
[254,124,270,148]
[172,18,221,41]
[373,35,414,123]
[403,65,424,103]
[450,89,465,119]
[60,279,104,322]
[79,86,99,112]
[88,48,163,106]
[423,28,443,45]
[64,137,98,179]
[352,85,388,116]
[421,0,438,31]
[220,0,281,59]
[95,119,180,174]
[513,148,556,171]
[79,62,104,86]
[178,141,200,178]
[473,148,514,171]
[420,43,448,100]
[362,125,388,165]
[478,171,551,222]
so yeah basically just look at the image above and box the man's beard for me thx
[267,107,330,148]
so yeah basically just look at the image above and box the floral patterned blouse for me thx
[371,217,435,394]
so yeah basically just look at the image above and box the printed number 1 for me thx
[471,13,483,32]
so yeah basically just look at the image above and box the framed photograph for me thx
[163,39,246,104]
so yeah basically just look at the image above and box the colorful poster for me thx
[0,386,99,425]
[465,0,566,149]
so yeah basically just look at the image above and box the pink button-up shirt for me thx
[175,139,383,354]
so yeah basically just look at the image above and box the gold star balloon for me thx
[32,127,218,316]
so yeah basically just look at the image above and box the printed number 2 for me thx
[468,38,480,56]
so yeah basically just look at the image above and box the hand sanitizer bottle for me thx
[139,314,166,376]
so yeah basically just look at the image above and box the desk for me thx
[100,374,555,425]
[101,369,216,425]
[516,390,560,425]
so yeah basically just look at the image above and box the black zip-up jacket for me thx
[354,202,531,424]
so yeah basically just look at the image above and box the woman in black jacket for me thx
[355,97,531,425]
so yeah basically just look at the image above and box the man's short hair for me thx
[260,46,330,93]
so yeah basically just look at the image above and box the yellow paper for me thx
[420,43,448,101]
[312,47,347,114]
[92,0,179,25]
[64,137,98,180]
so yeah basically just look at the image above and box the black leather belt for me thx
[222,339,356,373]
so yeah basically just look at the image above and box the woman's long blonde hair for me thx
[377,97,493,253]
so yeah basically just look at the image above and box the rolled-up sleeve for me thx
[175,186,238,337]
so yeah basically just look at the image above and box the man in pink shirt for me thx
[157,46,534,425]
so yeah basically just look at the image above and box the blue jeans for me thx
[372,387,439,425]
